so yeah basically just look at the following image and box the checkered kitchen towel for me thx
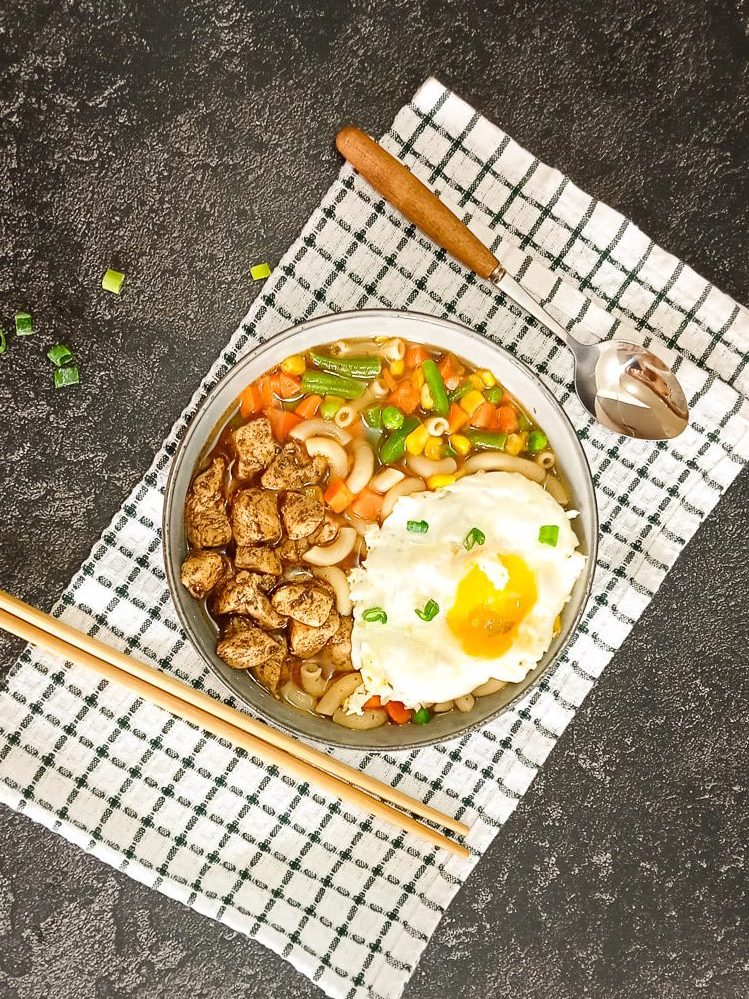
[1,77,748,999]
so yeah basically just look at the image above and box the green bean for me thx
[421,359,449,417]
[448,380,474,403]
[308,349,381,380]
[379,416,420,465]
[300,370,365,400]
[465,430,508,450]
[362,405,383,429]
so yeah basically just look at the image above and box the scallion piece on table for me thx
[54,365,79,389]
[362,607,387,624]
[412,707,430,725]
[15,312,33,335]
[0,329,6,355]
[47,344,75,367]
[464,527,486,551]
[415,599,439,622]
[250,262,272,281]
[407,519,429,534]
[102,269,125,294]
[538,524,559,547]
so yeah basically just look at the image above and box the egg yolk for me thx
[447,555,537,658]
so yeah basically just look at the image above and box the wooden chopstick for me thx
[0,592,470,857]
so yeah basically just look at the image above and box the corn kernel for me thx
[427,473,457,490]
[420,383,434,410]
[389,359,405,377]
[469,373,484,390]
[449,433,471,456]
[424,436,444,461]
[411,368,425,389]
[405,424,430,455]
[505,432,527,456]
[459,389,485,416]
[280,354,306,376]
[477,368,496,387]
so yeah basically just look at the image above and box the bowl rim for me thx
[163,307,599,751]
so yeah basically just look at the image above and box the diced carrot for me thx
[270,371,301,399]
[447,402,470,434]
[381,367,397,391]
[385,700,413,725]
[258,375,277,410]
[471,402,497,429]
[405,344,430,369]
[324,477,355,513]
[239,383,262,419]
[438,353,465,385]
[295,394,322,419]
[363,695,382,710]
[346,418,366,438]
[265,407,302,441]
[495,404,519,434]
[388,379,420,414]
[349,487,384,522]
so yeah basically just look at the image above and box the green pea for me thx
[412,707,431,725]
[381,405,404,430]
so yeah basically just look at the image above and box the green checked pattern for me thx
[1,77,748,999]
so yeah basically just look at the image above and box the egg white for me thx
[347,471,586,709]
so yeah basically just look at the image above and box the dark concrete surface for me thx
[1,2,747,997]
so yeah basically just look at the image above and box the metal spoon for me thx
[336,127,689,441]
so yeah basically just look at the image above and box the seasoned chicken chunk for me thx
[234,546,282,575]
[184,457,232,549]
[253,635,288,692]
[281,491,324,540]
[326,615,353,667]
[213,571,286,628]
[231,488,281,546]
[288,606,340,658]
[308,513,338,546]
[216,618,282,671]
[180,550,228,599]
[260,442,326,491]
[271,582,334,627]
[233,417,276,480]
[277,537,309,564]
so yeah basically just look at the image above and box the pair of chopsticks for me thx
[0,589,470,858]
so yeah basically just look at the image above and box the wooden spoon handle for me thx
[336,125,501,280]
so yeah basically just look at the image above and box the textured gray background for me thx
[1,1,748,997]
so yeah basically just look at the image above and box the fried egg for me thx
[347,471,586,709]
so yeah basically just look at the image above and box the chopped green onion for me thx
[0,329,5,355]
[379,415,420,465]
[381,405,404,431]
[465,430,508,451]
[362,606,387,624]
[15,312,33,335]
[484,385,503,404]
[407,519,429,534]
[415,599,439,622]
[102,269,125,294]
[319,396,344,420]
[412,707,431,725]
[301,369,364,400]
[250,262,271,281]
[47,344,75,367]
[421,359,449,417]
[309,349,381,380]
[54,365,79,389]
[527,430,548,453]
[362,405,383,429]
[464,527,486,551]
[538,524,559,547]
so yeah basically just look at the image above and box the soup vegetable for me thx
[181,337,575,730]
